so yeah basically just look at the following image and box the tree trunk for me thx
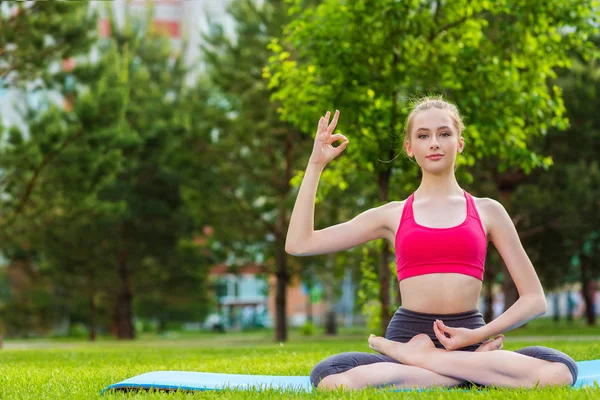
[378,169,392,334]
[272,131,297,342]
[325,310,337,335]
[379,240,392,334]
[580,256,596,326]
[502,274,519,314]
[274,255,288,341]
[394,281,402,309]
[158,318,167,334]
[496,188,519,311]
[274,218,289,341]
[484,269,495,323]
[88,292,96,342]
[117,223,135,339]
[552,293,560,322]
[324,253,337,335]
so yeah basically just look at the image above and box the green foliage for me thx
[357,244,382,335]
[269,0,599,327]
[268,0,599,177]
[301,321,315,335]
[190,0,322,340]
[0,0,97,87]
[0,5,210,337]
[134,238,212,324]
[514,38,600,289]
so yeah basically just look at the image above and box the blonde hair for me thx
[404,96,465,144]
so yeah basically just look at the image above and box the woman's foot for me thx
[368,333,504,365]
[475,334,504,352]
[368,333,435,365]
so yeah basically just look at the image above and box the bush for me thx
[301,321,315,336]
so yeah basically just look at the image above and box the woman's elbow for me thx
[285,242,303,256]
[535,295,547,316]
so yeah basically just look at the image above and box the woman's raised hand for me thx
[309,110,348,166]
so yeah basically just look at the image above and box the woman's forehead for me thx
[412,108,454,132]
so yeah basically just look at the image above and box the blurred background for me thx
[0,0,598,345]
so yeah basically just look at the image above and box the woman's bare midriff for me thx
[399,274,483,314]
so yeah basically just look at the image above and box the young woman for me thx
[285,98,578,390]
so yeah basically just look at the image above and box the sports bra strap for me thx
[464,191,481,220]
[401,194,414,221]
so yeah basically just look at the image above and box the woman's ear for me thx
[405,140,413,157]
[457,136,465,154]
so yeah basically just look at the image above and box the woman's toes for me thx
[368,335,387,352]
[475,334,505,352]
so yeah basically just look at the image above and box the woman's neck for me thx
[415,170,462,199]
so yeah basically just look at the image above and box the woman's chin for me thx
[420,163,454,176]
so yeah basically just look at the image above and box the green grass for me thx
[1,329,600,399]
[507,317,600,337]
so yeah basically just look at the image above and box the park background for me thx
[0,1,599,398]
[0,0,599,343]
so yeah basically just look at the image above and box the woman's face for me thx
[405,108,464,174]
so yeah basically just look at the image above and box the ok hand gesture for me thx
[309,110,348,166]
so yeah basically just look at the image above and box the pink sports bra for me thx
[395,190,487,282]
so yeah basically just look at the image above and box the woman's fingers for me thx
[435,320,453,340]
[436,320,456,335]
[323,111,330,131]
[329,133,348,143]
[433,321,448,347]
[334,141,348,156]
[328,110,340,133]
[317,110,342,143]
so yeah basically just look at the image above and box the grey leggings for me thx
[310,307,578,387]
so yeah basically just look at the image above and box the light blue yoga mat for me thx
[102,360,600,393]
[102,371,312,393]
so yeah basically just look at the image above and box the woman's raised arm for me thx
[286,110,388,256]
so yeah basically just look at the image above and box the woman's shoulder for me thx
[471,196,507,216]
[387,198,409,214]
[373,199,408,221]
[471,195,511,233]
[369,199,408,240]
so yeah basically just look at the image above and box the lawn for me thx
[1,326,600,399]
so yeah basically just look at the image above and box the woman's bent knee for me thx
[317,373,356,390]
[515,346,578,386]
[540,362,575,387]
[310,352,394,387]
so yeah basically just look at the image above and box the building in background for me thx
[1,0,235,126]
[206,262,333,331]
[96,0,234,70]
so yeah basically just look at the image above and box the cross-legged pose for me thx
[285,97,578,390]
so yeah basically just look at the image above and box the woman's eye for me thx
[441,132,450,137]
[418,134,427,139]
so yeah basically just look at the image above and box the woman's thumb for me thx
[336,141,348,155]
[437,320,454,332]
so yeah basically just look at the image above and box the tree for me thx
[0,1,98,235]
[0,1,96,87]
[0,26,130,339]
[192,0,315,341]
[267,0,598,333]
[93,13,205,338]
[514,39,600,324]
[134,239,211,333]
[0,6,209,339]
